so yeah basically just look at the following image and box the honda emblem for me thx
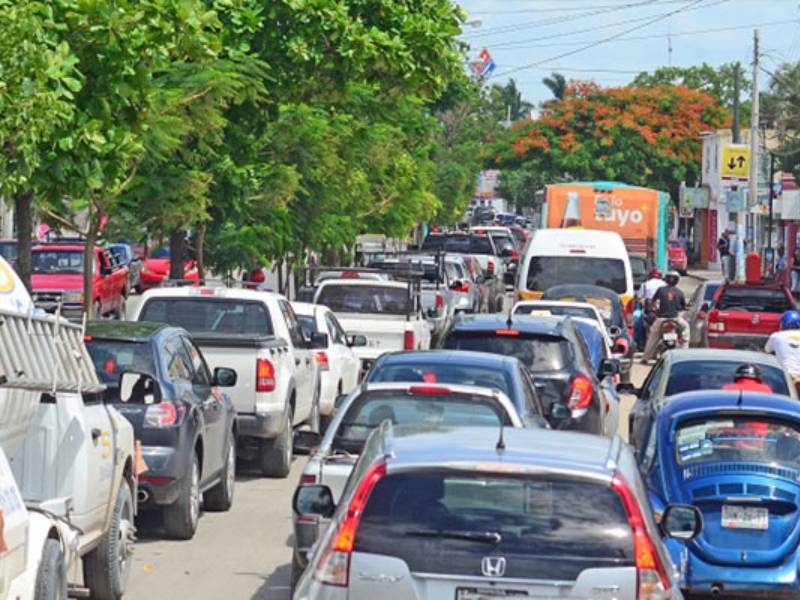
[481,556,507,577]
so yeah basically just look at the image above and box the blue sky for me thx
[457,0,800,104]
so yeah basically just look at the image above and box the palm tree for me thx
[542,72,567,100]
[491,79,534,122]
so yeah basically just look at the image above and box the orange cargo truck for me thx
[540,181,669,272]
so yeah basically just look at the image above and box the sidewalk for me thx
[686,268,723,282]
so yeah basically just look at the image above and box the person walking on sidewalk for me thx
[717,231,730,277]
[641,271,688,363]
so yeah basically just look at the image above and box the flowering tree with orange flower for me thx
[493,82,728,198]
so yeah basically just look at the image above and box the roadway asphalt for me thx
[123,275,702,600]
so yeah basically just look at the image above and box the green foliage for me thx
[542,73,568,101]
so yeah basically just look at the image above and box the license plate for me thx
[722,504,769,530]
[456,588,528,599]
[663,332,678,342]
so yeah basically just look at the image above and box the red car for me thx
[31,243,128,319]
[706,281,795,349]
[668,240,688,274]
[140,247,198,290]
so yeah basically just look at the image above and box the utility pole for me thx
[748,30,760,211]
[667,23,673,67]
[732,61,741,143]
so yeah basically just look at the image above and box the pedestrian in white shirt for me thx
[765,310,800,379]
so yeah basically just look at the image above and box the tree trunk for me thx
[195,224,206,281]
[84,222,99,318]
[14,191,33,291]
[169,230,185,281]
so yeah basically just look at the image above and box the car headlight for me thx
[62,290,84,304]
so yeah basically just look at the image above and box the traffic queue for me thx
[3,215,800,600]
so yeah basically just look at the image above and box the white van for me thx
[516,229,634,304]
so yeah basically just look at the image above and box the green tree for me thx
[489,78,534,122]
[0,0,79,288]
[496,170,542,212]
[542,72,568,100]
[762,61,800,175]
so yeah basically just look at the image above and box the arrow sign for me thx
[737,156,746,168]
[722,145,751,180]
[727,158,737,170]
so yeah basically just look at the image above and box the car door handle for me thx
[295,358,301,366]
[305,358,311,366]
[91,428,102,441]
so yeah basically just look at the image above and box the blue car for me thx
[364,349,550,428]
[637,390,800,596]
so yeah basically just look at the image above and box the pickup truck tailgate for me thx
[335,314,411,359]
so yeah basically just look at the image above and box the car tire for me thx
[34,538,68,600]
[204,432,236,512]
[259,407,293,478]
[83,479,135,600]
[290,548,305,591]
[164,453,201,540]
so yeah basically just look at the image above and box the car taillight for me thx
[611,474,672,599]
[708,311,725,333]
[408,385,451,395]
[435,293,444,309]
[256,358,276,392]
[315,351,330,371]
[511,250,520,260]
[567,373,592,411]
[299,473,317,485]
[315,462,386,587]
[143,402,180,428]
[404,330,415,350]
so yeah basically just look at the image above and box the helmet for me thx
[665,270,680,286]
[780,310,800,331]
[734,363,762,382]
[649,268,662,279]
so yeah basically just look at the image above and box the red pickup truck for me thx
[706,281,795,350]
[31,243,128,319]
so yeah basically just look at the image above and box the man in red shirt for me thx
[722,364,773,393]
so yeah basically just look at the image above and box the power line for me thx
[490,0,711,79]
[467,0,794,14]
[487,18,792,50]
[481,0,728,50]
[463,0,662,39]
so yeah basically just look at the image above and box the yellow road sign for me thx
[722,145,750,179]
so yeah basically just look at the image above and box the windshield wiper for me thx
[406,528,502,545]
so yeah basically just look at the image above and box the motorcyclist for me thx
[765,310,800,379]
[637,268,666,314]
[722,364,773,393]
[641,270,688,363]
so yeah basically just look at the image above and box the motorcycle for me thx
[657,318,684,357]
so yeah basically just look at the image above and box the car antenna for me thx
[496,421,506,452]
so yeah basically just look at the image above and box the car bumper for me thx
[139,272,166,289]
[236,409,285,439]
[138,446,184,505]
[707,332,769,350]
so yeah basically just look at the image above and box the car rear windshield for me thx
[489,233,516,249]
[369,261,442,284]
[368,364,513,399]
[427,236,494,255]
[333,392,510,454]
[527,257,627,294]
[703,283,721,301]
[716,287,793,313]
[139,298,273,336]
[443,332,569,373]
[297,315,318,338]
[0,242,18,261]
[630,257,648,277]
[514,304,598,321]
[355,472,634,580]
[86,340,156,386]
[676,417,800,471]
[664,360,790,397]
[316,285,410,315]
[421,236,446,251]
[32,250,85,273]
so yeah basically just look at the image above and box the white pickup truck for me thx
[312,278,431,377]
[133,286,322,478]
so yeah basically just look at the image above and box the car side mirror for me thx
[293,484,336,519]
[347,334,367,348]
[548,402,571,422]
[599,358,620,378]
[310,332,328,350]
[212,367,237,387]
[119,371,162,404]
[294,430,322,455]
[616,382,640,396]
[661,504,703,541]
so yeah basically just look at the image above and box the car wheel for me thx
[164,453,201,540]
[259,407,293,478]
[204,432,236,512]
[34,538,68,600]
[83,479,135,600]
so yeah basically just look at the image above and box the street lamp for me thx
[464,19,482,28]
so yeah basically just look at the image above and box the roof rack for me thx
[0,307,103,394]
